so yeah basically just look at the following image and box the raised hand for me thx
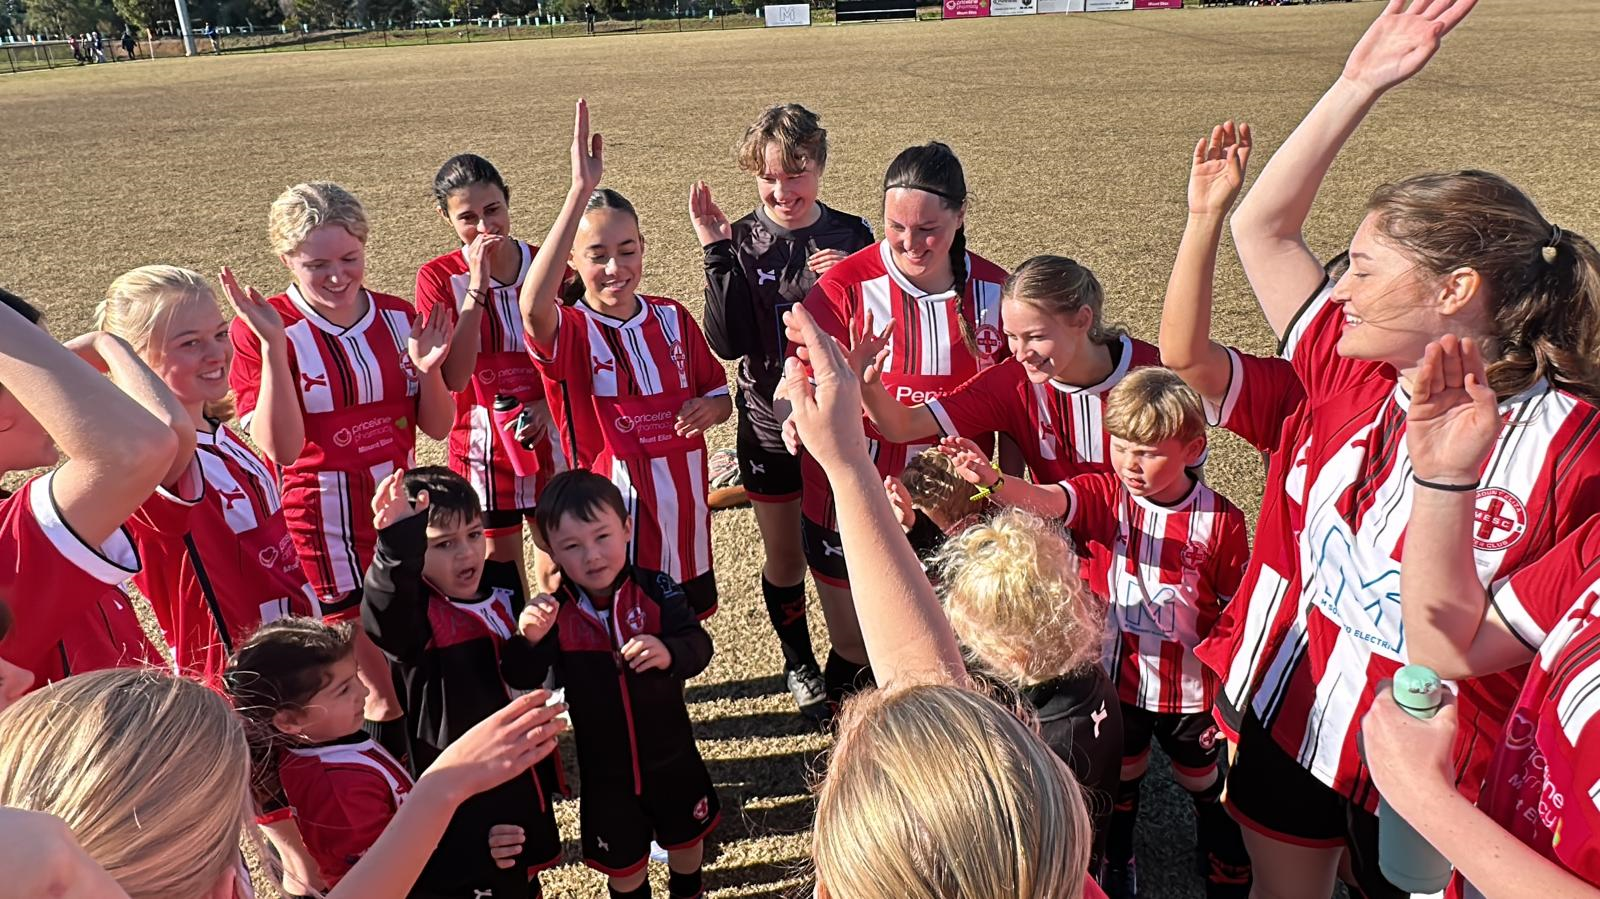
[571,98,604,194]
[372,469,426,531]
[1406,335,1500,484]
[424,690,567,801]
[1188,121,1252,217]
[885,475,916,531]
[518,594,559,644]
[220,267,286,351]
[937,435,996,488]
[775,305,868,471]
[688,180,732,247]
[621,634,672,673]
[846,310,890,386]
[408,306,453,376]
[1341,0,1478,95]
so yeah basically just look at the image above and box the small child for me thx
[522,470,718,899]
[951,366,1251,898]
[884,447,989,562]
[225,617,533,897]
[361,466,562,897]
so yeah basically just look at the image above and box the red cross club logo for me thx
[1180,541,1210,571]
[975,324,1003,357]
[1471,487,1527,551]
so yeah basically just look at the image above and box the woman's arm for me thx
[1230,0,1476,337]
[223,269,304,466]
[519,100,603,351]
[429,245,496,394]
[66,331,196,491]
[409,307,456,441]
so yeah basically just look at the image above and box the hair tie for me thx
[1542,224,1563,264]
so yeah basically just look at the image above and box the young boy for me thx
[522,470,718,899]
[951,367,1251,898]
[361,466,561,898]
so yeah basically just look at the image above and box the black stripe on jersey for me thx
[1551,631,1600,721]
[596,326,639,397]
[315,329,358,407]
[1255,628,1310,725]
[624,312,662,394]
[555,381,581,469]
[898,289,918,377]
[56,640,70,677]
[333,471,361,589]
[1535,403,1600,538]
[345,332,378,402]
[184,532,234,654]
[218,441,274,513]
[1339,395,1405,533]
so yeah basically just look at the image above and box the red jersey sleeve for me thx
[1060,472,1121,550]
[1277,273,1385,405]
[229,317,266,425]
[927,361,1029,443]
[414,263,453,322]
[130,458,205,537]
[680,308,730,399]
[1210,503,1251,606]
[797,275,854,359]
[527,304,588,380]
[288,765,398,884]
[1492,515,1600,650]
[1208,348,1306,453]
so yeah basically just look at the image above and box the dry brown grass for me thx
[3,2,1600,895]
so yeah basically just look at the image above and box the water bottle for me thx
[491,394,540,478]
[1377,665,1452,894]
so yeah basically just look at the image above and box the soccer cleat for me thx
[708,448,741,489]
[1100,857,1137,899]
[787,664,831,724]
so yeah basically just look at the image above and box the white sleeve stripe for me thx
[701,385,731,399]
[1058,480,1079,527]
[927,398,959,437]
[156,457,206,506]
[1203,348,1246,428]
[30,471,140,583]
[1490,582,1550,651]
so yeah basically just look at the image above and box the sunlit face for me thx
[1110,434,1204,502]
[545,507,631,596]
[1331,213,1451,370]
[421,512,487,599]
[281,225,366,315]
[758,144,822,230]
[571,208,644,310]
[151,293,233,410]
[883,188,962,287]
[1002,297,1094,384]
[441,182,512,247]
[277,653,367,743]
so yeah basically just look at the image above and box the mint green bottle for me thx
[1377,665,1452,893]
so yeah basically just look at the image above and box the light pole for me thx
[173,0,197,54]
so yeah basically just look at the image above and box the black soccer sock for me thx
[361,716,408,764]
[763,577,816,671]
[1106,774,1143,870]
[1188,773,1251,898]
[823,649,872,706]
[668,867,704,899]
[608,881,651,899]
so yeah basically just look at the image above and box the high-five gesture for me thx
[1188,121,1252,217]
[220,267,286,352]
[408,306,453,376]
[572,98,604,194]
[372,469,427,531]
[688,181,732,247]
[1406,335,1500,485]
[776,305,867,472]
[1341,0,1478,95]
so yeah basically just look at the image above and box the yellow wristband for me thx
[970,468,1004,502]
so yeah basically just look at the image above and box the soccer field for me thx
[4,2,1600,895]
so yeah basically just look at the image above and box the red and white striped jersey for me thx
[416,241,567,513]
[279,733,413,886]
[1250,287,1600,811]
[530,296,728,585]
[0,472,160,685]
[798,240,1008,528]
[1457,517,1600,896]
[1062,472,1248,714]
[128,424,317,686]
[229,286,420,610]
[927,336,1162,483]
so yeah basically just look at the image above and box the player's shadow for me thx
[691,709,824,742]
[703,853,813,899]
[685,673,787,703]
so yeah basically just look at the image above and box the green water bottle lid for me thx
[1392,665,1444,719]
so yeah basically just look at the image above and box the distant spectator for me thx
[205,23,219,53]
[121,29,136,59]
[583,2,596,33]
[92,31,106,63]
[68,33,83,64]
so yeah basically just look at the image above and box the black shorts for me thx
[1225,714,1405,898]
[738,426,802,503]
[800,516,849,586]
[484,507,536,531]
[1120,703,1224,775]
[580,764,721,877]
[680,570,718,620]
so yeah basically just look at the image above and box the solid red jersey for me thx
[416,241,567,513]
[798,240,1008,528]
[0,473,160,684]
[279,733,413,886]
[530,295,728,585]
[1249,286,1600,812]
[128,425,316,686]
[229,286,421,610]
[927,335,1161,483]
[1062,472,1248,714]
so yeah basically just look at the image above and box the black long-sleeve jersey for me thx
[702,203,873,450]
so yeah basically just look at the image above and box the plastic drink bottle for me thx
[491,394,540,478]
[1377,665,1452,893]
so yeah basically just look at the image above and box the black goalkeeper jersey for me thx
[702,203,873,450]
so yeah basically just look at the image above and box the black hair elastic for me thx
[1412,474,1479,493]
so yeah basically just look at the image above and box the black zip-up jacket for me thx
[702,204,873,450]
[526,565,713,791]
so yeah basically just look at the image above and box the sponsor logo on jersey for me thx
[614,415,636,434]
[894,385,950,404]
[333,428,354,447]
[592,357,615,375]
[1472,487,1528,551]
[1504,708,1537,751]
[478,367,497,384]
[975,324,1003,357]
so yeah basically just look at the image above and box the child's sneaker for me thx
[786,663,830,725]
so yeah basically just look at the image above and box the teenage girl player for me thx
[229,181,456,758]
[518,100,731,619]
[418,154,567,594]
[691,103,873,720]
[1223,2,1600,896]
[784,140,1008,706]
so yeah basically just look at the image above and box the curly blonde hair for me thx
[934,508,1104,686]
[268,181,369,256]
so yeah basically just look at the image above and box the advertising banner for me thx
[1038,0,1084,11]
[763,3,811,24]
[991,0,1037,14]
[1084,0,1133,9]
[1131,0,1179,7]
[943,0,989,18]
[837,0,917,20]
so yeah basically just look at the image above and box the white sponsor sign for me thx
[991,0,1037,14]
[1085,0,1133,8]
[1038,0,1085,11]
[764,3,811,25]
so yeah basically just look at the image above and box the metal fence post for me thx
[5,48,14,74]
[424,24,430,43]
[43,43,53,68]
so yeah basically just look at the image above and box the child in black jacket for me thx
[362,466,562,898]
[522,470,717,899]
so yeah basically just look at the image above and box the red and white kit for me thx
[416,241,566,513]
[1455,517,1600,896]
[1061,471,1249,714]
[0,472,160,685]
[926,335,1161,483]
[229,285,420,614]
[1248,286,1600,810]
[799,240,1008,529]
[277,734,414,886]
[529,296,728,585]
[128,424,317,686]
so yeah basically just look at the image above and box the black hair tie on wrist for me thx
[1412,474,1479,493]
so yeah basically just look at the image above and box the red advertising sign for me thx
[943,0,990,17]
[1132,0,1180,7]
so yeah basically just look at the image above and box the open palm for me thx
[1188,121,1251,216]
[408,306,453,375]
[1406,335,1500,483]
[689,180,732,247]
[1342,0,1478,94]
